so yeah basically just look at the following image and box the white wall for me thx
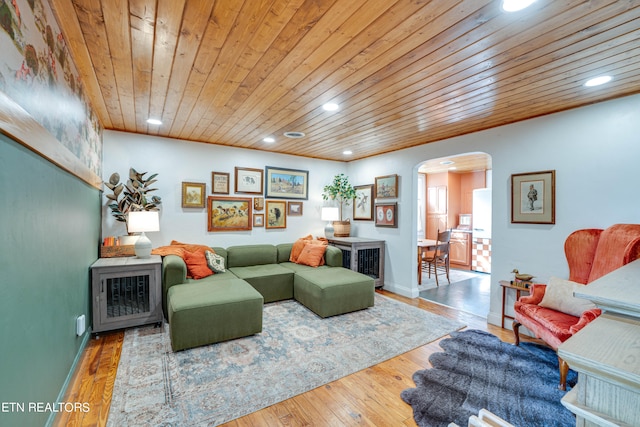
[102,131,347,247]
[347,94,640,327]
[103,94,640,329]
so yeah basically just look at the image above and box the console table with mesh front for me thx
[327,237,385,288]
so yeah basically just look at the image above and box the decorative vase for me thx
[333,220,351,237]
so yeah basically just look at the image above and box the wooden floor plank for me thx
[56,290,540,426]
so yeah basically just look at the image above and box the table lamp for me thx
[127,211,160,258]
[321,207,339,238]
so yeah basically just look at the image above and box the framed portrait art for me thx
[266,200,287,229]
[375,174,398,199]
[375,202,397,227]
[182,182,206,208]
[265,166,309,200]
[211,171,230,194]
[235,167,263,194]
[353,184,374,220]
[511,170,555,224]
[207,196,252,232]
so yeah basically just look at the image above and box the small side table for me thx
[90,255,163,333]
[327,237,385,288]
[499,280,530,329]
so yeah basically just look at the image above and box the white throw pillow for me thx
[205,251,226,273]
[539,277,597,317]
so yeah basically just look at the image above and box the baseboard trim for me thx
[45,327,92,427]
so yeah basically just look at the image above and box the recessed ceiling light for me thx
[283,131,305,139]
[343,150,353,155]
[146,118,162,125]
[263,137,275,143]
[322,102,340,112]
[584,75,612,87]
[502,0,536,12]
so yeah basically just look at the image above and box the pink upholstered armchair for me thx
[513,224,640,390]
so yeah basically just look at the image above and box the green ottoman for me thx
[167,278,263,351]
[293,267,375,318]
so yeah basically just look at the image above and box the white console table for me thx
[558,259,640,427]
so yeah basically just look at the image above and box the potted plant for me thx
[104,168,162,234]
[322,173,357,237]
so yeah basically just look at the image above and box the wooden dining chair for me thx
[422,229,451,286]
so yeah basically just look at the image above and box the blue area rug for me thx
[108,293,464,426]
[401,329,577,427]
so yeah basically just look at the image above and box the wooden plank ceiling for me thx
[50,0,640,162]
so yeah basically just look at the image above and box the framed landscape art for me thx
[353,184,374,220]
[207,196,252,231]
[182,182,206,208]
[288,201,303,216]
[511,170,555,224]
[265,166,309,199]
[375,174,398,199]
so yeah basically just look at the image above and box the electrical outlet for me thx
[76,314,86,336]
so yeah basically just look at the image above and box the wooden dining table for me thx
[417,239,438,285]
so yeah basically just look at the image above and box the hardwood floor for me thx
[55,290,538,427]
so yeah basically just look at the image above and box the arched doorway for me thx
[416,152,492,317]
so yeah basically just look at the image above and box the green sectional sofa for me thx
[162,243,375,351]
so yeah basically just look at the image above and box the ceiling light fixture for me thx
[283,131,305,139]
[584,75,612,87]
[263,137,275,143]
[322,102,340,112]
[343,150,353,155]
[146,118,162,125]
[502,0,536,12]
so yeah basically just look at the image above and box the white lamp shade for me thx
[127,211,160,233]
[321,207,340,221]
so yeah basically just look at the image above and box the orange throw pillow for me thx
[290,235,313,262]
[183,250,214,279]
[307,238,329,265]
[296,243,327,267]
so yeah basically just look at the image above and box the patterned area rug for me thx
[401,329,577,427]
[108,293,464,426]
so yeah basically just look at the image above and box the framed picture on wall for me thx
[511,170,555,224]
[265,166,309,199]
[353,184,374,220]
[288,201,303,216]
[254,197,264,211]
[375,174,398,199]
[253,214,264,227]
[182,182,206,208]
[234,167,263,194]
[207,196,252,231]
[266,200,287,229]
[375,202,397,227]
[212,171,230,194]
